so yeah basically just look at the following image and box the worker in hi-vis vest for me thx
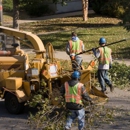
[92,37,114,93]
[60,71,93,130]
[66,32,85,70]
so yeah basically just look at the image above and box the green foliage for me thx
[122,1,130,31]
[109,62,130,88]
[90,0,130,20]
[101,0,129,18]
[28,89,66,130]
[90,0,109,14]
[3,0,13,12]
[28,89,114,130]
[20,0,50,16]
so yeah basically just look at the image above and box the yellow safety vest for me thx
[64,82,83,105]
[69,39,83,54]
[98,47,111,65]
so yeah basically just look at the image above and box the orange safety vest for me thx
[98,47,112,65]
[64,82,83,105]
[69,39,83,54]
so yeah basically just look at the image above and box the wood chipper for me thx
[0,26,108,114]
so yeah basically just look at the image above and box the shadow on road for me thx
[0,100,29,119]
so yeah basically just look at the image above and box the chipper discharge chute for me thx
[79,60,108,104]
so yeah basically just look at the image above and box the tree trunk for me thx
[82,0,88,21]
[13,0,19,29]
[0,0,3,25]
[13,0,20,47]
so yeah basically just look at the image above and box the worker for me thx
[60,71,93,130]
[66,32,85,70]
[92,37,114,93]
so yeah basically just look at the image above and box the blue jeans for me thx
[65,108,85,130]
[97,69,112,91]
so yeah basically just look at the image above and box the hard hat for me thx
[71,71,80,79]
[99,37,106,44]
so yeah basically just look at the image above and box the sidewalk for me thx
[23,49,130,66]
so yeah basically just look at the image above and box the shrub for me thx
[25,4,50,17]
[20,0,50,17]
[109,62,130,88]
[3,0,13,12]
[101,0,129,18]
[90,0,109,14]
[122,1,130,31]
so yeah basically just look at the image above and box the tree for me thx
[13,0,20,47]
[13,0,19,29]
[82,0,89,21]
[122,1,130,31]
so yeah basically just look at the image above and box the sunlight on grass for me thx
[3,15,13,24]
[19,14,121,33]
[4,13,130,59]
[38,26,130,59]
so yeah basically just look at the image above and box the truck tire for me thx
[5,93,24,114]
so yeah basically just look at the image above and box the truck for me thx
[0,26,107,114]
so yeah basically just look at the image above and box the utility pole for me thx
[0,0,3,25]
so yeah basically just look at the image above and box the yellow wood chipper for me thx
[0,26,108,114]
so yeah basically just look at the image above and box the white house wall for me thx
[48,0,82,14]
[56,0,82,13]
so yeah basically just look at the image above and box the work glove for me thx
[70,53,75,60]
[109,64,112,69]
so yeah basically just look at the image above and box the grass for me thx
[3,13,130,59]
[18,14,130,59]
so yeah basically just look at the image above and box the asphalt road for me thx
[0,99,30,130]
[0,88,130,130]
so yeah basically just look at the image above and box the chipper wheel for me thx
[5,93,24,114]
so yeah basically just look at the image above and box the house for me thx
[50,0,82,13]
[46,0,83,14]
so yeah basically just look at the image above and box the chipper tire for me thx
[5,93,24,114]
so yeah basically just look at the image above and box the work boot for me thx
[65,128,71,130]
[110,85,114,92]
[101,90,108,94]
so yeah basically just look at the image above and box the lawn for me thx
[18,14,130,59]
[3,13,130,59]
